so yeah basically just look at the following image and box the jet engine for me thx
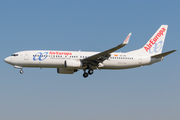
[64,59,82,68]
[57,68,77,74]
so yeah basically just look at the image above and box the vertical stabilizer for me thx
[128,25,168,56]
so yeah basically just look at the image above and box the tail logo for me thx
[149,40,163,53]
[144,27,166,52]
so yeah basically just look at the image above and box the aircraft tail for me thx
[151,50,177,58]
[128,25,168,56]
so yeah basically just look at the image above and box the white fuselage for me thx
[4,25,175,77]
[4,50,162,70]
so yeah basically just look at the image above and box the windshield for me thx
[11,54,18,56]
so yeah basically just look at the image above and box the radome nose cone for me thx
[4,57,8,63]
[4,57,10,63]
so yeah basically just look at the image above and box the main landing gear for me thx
[83,69,94,78]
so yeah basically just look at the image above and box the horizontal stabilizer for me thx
[151,50,177,58]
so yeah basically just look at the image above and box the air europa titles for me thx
[144,28,166,52]
[49,51,72,56]
[33,51,73,61]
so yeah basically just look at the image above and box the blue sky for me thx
[0,0,179,120]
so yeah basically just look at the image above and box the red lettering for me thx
[124,35,129,42]
[49,51,52,54]
[147,43,152,48]
[144,27,166,52]
[49,51,72,55]
[149,39,155,45]
[157,33,161,37]
[159,30,164,36]
[153,36,158,42]
[144,46,149,52]
[162,28,166,32]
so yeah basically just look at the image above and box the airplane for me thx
[4,25,176,78]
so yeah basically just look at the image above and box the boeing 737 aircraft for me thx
[4,25,176,78]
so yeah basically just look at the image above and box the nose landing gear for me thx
[20,69,23,74]
[14,66,23,74]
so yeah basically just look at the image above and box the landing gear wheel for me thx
[83,72,88,78]
[20,70,23,74]
[88,69,94,75]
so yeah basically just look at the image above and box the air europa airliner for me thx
[4,25,176,78]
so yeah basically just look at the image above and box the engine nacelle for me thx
[57,68,76,74]
[65,59,82,68]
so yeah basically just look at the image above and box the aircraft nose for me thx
[4,57,10,63]
[4,57,8,62]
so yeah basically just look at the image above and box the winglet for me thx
[123,33,132,44]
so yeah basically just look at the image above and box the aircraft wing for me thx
[82,33,132,66]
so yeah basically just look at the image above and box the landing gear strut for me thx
[83,69,94,78]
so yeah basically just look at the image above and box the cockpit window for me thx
[11,54,18,56]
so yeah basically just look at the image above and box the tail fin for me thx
[128,25,168,56]
[143,25,168,55]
